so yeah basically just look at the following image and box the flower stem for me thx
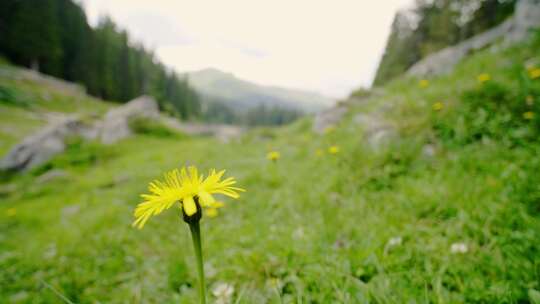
[189,221,206,304]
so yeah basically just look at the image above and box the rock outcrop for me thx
[312,88,386,135]
[353,114,397,149]
[312,104,348,134]
[1,95,244,171]
[407,0,540,77]
[0,117,95,171]
[1,96,159,171]
[0,66,85,96]
[100,95,159,144]
[510,0,540,42]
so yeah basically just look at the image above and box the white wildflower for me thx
[293,227,305,240]
[387,236,402,247]
[212,282,234,304]
[450,242,468,254]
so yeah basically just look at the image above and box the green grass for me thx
[128,116,187,139]
[1,34,540,303]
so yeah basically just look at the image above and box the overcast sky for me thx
[81,0,413,98]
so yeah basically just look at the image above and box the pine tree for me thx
[0,0,201,120]
[5,0,62,72]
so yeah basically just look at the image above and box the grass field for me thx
[1,33,540,303]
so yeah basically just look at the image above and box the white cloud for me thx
[81,0,413,98]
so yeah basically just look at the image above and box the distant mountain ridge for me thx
[183,68,334,113]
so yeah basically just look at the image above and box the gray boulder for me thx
[422,144,437,158]
[407,19,513,77]
[408,0,540,77]
[36,169,69,184]
[0,95,159,171]
[0,117,94,171]
[353,113,397,149]
[100,95,160,144]
[509,0,540,42]
[312,104,348,134]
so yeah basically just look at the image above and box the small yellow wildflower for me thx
[523,111,535,120]
[315,149,324,157]
[477,73,491,83]
[529,68,540,79]
[526,95,534,106]
[419,79,429,88]
[328,145,340,154]
[133,166,245,228]
[432,102,444,111]
[267,277,283,290]
[6,208,16,217]
[266,151,280,162]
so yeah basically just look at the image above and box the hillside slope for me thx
[186,68,334,113]
[1,32,540,303]
[0,62,114,156]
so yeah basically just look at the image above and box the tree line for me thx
[0,0,200,119]
[201,101,301,126]
[373,0,517,86]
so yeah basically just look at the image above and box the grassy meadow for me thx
[2,32,540,303]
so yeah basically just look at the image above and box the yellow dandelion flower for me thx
[432,102,443,111]
[328,145,340,154]
[205,201,224,218]
[419,79,429,88]
[266,151,280,162]
[523,111,535,120]
[133,166,245,228]
[477,73,491,83]
[526,95,534,106]
[6,208,16,217]
[529,68,540,79]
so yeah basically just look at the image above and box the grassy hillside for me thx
[0,62,113,155]
[1,32,540,303]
